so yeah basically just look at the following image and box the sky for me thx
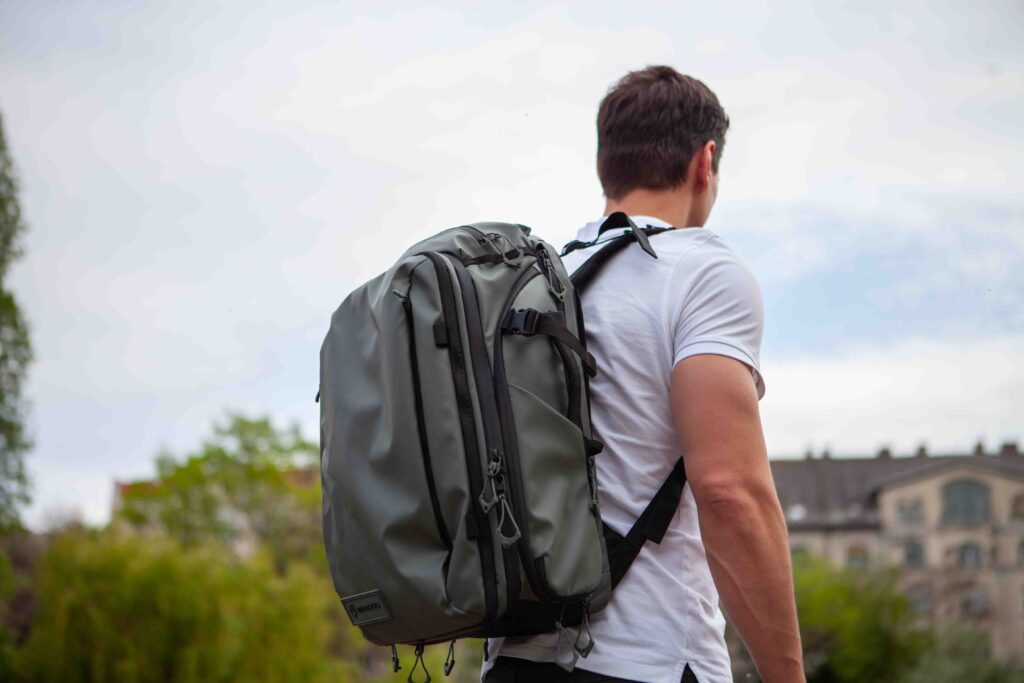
[1,0,1022,528]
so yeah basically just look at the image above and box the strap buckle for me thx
[503,308,539,336]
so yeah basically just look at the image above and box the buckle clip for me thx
[503,308,539,336]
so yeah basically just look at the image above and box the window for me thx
[962,584,989,617]
[906,584,932,617]
[903,540,926,568]
[846,546,869,570]
[1011,494,1024,521]
[942,479,991,524]
[958,542,983,570]
[897,499,924,524]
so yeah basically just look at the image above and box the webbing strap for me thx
[502,309,597,377]
[568,227,671,294]
[603,457,687,588]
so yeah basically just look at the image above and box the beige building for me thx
[772,441,1024,662]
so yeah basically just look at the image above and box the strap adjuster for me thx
[503,308,539,336]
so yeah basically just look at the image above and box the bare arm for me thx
[670,354,804,683]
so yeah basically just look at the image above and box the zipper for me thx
[494,250,594,603]
[491,265,558,601]
[441,254,523,611]
[401,295,454,554]
[421,252,500,623]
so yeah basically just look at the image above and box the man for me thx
[482,66,804,683]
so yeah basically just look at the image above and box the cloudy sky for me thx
[1,1,1022,528]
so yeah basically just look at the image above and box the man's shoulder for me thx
[656,229,758,288]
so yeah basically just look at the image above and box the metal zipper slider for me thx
[478,448,505,513]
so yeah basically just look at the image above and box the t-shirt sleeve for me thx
[670,246,766,398]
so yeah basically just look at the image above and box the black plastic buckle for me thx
[503,308,539,336]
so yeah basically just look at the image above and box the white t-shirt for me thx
[482,215,765,683]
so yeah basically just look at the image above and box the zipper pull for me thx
[479,448,521,547]
[554,620,580,672]
[573,600,595,658]
[478,449,505,513]
[495,493,522,547]
[536,246,565,302]
[478,479,498,514]
[443,639,456,676]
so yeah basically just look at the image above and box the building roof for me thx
[771,443,1024,531]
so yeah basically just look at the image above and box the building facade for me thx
[773,441,1024,662]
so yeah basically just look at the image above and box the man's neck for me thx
[603,188,700,228]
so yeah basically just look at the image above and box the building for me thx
[773,441,1024,662]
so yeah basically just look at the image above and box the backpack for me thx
[318,212,687,678]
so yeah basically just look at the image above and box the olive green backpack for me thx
[319,214,686,679]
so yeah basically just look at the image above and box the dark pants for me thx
[484,656,699,683]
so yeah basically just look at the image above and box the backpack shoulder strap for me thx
[603,457,687,588]
[564,212,673,294]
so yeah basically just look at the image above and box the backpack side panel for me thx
[320,254,498,644]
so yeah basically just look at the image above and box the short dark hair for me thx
[596,65,729,200]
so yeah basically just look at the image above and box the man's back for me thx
[483,214,765,683]
[484,64,803,683]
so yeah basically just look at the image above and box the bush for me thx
[793,553,929,682]
[12,530,362,683]
[897,624,1024,683]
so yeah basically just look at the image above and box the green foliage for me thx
[13,529,362,683]
[793,553,929,683]
[897,624,1024,683]
[0,112,32,532]
[0,549,16,681]
[118,415,321,570]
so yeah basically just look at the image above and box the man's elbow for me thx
[694,478,783,527]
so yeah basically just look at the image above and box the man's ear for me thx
[695,141,716,193]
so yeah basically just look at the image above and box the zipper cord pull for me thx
[477,478,498,513]
[391,644,401,672]
[495,493,522,547]
[478,449,521,547]
[536,246,565,302]
[573,601,595,658]
[443,640,456,676]
[554,619,580,672]
[408,641,431,683]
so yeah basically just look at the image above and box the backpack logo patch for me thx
[341,589,392,626]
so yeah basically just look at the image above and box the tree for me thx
[13,529,362,683]
[792,553,930,683]
[897,624,1024,683]
[0,112,32,532]
[117,414,321,571]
